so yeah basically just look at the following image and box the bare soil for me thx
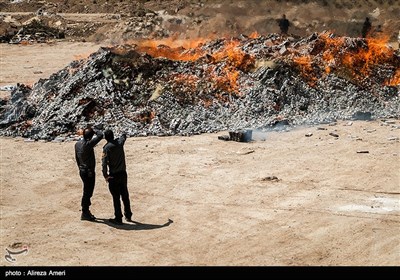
[0,42,399,266]
[0,41,102,96]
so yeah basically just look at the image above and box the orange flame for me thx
[319,33,346,74]
[343,36,394,77]
[293,55,317,85]
[20,40,31,46]
[210,39,255,92]
[293,32,396,86]
[293,55,313,73]
[385,69,400,86]
[135,38,209,61]
[249,31,259,39]
[171,73,200,89]
[134,37,255,94]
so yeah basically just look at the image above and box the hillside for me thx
[1,0,399,43]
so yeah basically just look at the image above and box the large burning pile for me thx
[0,32,399,140]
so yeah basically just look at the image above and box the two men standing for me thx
[75,127,132,224]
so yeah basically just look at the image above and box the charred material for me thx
[0,33,399,140]
[229,130,253,142]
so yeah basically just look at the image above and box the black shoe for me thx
[109,218,123,225]
[125,217,133,223]
[81,212,96,221]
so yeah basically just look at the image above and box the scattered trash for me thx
[218,135,230,141]
[329,132,339,138]
[237,149,255,155]
[261,176,280,182]
[352,111,372,121]
[218,129,253,142]
[357,150,369,153]
[229,130,253,142]
[305,132,313,137]
[0,85,17,91]
[381,119,397,125]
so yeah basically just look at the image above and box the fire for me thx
[127,32,396,96]
[293,32,397,86]
[343,36,394,77]
[249,31,259,39]
[319,33,345,74]
[171,73,199,89]
[293,55,313,74]
[212,40,252,70]
[293,55,317,85]
[134,37,255,94]
[209,65,241,93]
[20,40,31,46]
[136,36,210,50]
[135,37,209,61]
[133,110,155,124]
[385,69,400,86]
[209,39,255,93]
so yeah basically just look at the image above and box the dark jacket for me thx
[278,18,289,33]
[362,19,372,38]
[102,134,127,177]
[75,130,103,171]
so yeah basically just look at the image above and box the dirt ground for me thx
[0,41,102,98]
[0,42,399,266]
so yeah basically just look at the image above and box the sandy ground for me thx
[0,42,399,266]
[0,41,102,98]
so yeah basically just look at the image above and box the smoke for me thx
[250,129,268,142]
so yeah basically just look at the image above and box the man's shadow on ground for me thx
[93,218,173,230]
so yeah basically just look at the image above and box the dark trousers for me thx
[80,170,95,213]
[108,171,132,220]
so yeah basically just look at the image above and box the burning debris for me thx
[0,32,399,140]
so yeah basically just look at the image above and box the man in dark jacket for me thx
[75,127,103,221]
[362,17,372,38]
[102,129,133,225]
[278,14,290,35]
